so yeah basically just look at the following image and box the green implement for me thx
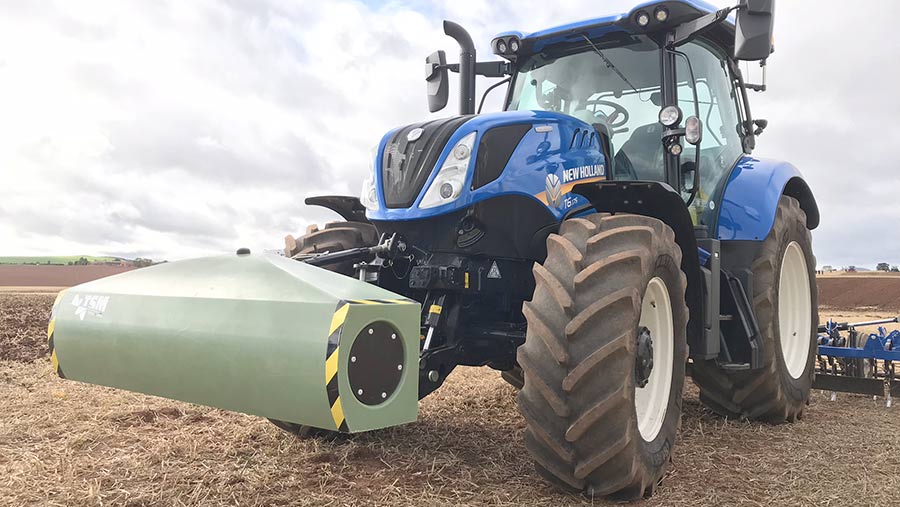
[47,252,420,433]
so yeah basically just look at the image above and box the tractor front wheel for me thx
[518,213,688,500]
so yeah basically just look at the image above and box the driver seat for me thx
[614,122,665,181]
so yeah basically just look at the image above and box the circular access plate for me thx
[348,321,405,406]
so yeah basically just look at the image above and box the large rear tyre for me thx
[271,220,377,438]
[691,196,817,422]
[518,213,688,500]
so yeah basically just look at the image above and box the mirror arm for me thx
[743,59,768,92]
[440,61,511,78]
[671,6,737,47]
[474,61,512,78]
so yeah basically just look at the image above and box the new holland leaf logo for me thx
[545,173,562,208]
[71,294,110,320]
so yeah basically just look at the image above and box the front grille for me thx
[381,116,472,208]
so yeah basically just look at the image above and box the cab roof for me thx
[495,0,735,56]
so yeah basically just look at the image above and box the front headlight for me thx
[419,131,476,209]
[360,146,379,210]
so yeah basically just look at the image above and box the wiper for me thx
[581,35,639,95]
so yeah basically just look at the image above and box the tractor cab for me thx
[425,0,774,226]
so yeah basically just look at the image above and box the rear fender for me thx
[715,157,819,241]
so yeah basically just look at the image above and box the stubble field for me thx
[1,276,900,506]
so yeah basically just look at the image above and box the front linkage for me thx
[295,232,533,400]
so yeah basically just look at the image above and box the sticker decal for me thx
[72,294,110,321]
[535,164,606,209]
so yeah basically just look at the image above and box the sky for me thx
[0,0,898,269]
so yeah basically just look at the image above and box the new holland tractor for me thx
[48,0,819,500]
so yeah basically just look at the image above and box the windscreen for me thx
[507,34,666,182]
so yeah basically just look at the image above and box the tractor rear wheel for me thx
[691,196,817,422]
[518,213,688,500]
[270,220,378,438]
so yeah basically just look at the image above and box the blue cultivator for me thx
[815,318,900,406]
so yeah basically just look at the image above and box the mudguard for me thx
[716,156,819,241]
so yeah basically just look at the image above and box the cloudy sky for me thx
[1,0,897,268]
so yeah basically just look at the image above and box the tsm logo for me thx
[545,173,562,208]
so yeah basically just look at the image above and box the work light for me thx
[654,6,669,22]
[635,10,650,27]
[685,115,703,145]
[497,39,508,54]
[659,105,682,127]
[509,38,520,53]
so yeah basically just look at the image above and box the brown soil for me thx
[818,276,900,312]
[2,295,900,506]
[0,293,54,362]
[0,265,133,287]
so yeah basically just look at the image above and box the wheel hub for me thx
[635,326,654,388]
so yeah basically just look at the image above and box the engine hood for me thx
[367,110,608,221]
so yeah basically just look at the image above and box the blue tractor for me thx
[282,0,817,499]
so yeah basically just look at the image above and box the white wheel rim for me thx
[635,277,674,442]
[778,241,812,379]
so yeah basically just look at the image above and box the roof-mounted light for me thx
[492,36,521,58]
[654,6,669,22]
[635,10,651,27]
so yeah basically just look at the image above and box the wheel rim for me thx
[778,241,812,379]
[635,277,674,442]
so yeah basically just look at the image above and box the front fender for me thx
[716,157,819,241]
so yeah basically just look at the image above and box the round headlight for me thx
[654,6,669,22]
[453,143,470,160]
[497,39,508,53]
[668,143,683,156]
[440,182,455,199]
[509,38,520,53]
[635,10,650,27]
[658,105,682,127]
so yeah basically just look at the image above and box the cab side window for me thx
[676,40,744,216]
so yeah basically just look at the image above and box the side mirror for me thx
[734,0,775,61]
[425,50,449,113]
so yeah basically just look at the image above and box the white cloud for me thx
[0,0,896,268]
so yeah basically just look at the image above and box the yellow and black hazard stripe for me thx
[344,298,417,305]
[47,290,67,379]
[324,297,417,432]
[325,300,350,432]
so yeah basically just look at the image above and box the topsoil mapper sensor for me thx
[49,253,421,433]
[51,1,822,501]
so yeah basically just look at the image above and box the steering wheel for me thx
[586,99,629,130]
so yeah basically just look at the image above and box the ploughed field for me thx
[0,265,133,289]
[2,287,900,506]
